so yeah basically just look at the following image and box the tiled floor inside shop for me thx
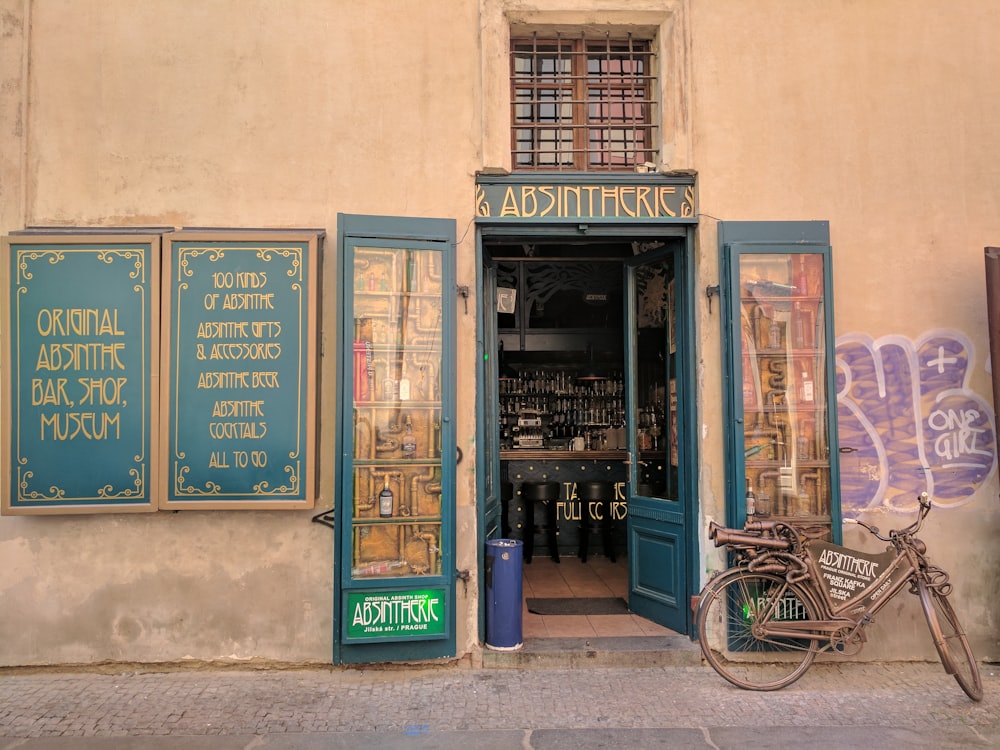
[521,555,678,639]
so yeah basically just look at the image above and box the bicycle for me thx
[696,492,983,700]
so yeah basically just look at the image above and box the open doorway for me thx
[482,235,692,641]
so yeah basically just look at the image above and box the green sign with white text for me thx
[345,588,447,641]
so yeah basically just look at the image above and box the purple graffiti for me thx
[835,331,996,514]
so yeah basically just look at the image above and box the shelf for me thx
[354,516,441,525]
[354,401,440,408]
[746,459,829,468]
[751,347,821,357]
[355,289,439,298]
[353,455,443,464]
[500,450,627,461]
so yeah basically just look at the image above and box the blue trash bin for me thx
[485,539,523,650]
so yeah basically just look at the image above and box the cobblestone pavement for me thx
[1,661,998,748]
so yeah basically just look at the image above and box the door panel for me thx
[630,510,683,609]
[625,245,689,634]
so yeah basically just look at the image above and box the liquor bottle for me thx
[352,559,406,577]
[382,375,397,401]
[405,255,416,292]
[793,315,806,348]
[402,415,417,458]
[768,320,782,349]
[797,432,811,460]
[799,366,814,403]
[795,254,809,296]
[797,480,812,516]
[398,367,411,401]
[378,474,394,517]
[745,477,756,517]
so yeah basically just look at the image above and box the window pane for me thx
[511,35,656,171]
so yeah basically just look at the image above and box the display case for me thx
[348,249,445,578]
[723,239,840,540]
[336,215,455,661]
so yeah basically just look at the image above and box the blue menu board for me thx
[4,237,157,513]
[163,234,318,507]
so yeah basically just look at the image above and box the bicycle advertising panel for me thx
[811,541,898,614]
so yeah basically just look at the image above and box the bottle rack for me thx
[499,370,627,450]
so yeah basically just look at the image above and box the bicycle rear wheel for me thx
[918,577,983,701]
[697,569,821,691]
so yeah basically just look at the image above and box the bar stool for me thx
[500,480,514,539]
[576,480,616,563]
[521,480,560,563]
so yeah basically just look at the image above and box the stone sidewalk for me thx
[1,661,998,748]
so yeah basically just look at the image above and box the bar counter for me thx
[500,450,628,461]
[500,450,628,559]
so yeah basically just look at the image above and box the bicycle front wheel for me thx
[697,569,821,691]
[918,577,983,701]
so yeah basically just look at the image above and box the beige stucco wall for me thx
[0,0,484,666]
[690,0,1000,660]
[1,0,998,666]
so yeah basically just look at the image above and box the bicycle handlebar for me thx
[846,491,931,543]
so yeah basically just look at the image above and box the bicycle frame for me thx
[752,540,923,648]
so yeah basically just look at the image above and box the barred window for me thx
[511,32,658,171]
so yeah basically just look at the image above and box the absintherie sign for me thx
[345,589,447,641]
[4,237,158,512]
[812,540,898,613]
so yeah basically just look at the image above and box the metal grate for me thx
[511,32,658,172]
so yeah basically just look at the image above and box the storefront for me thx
[475,172,700,637]
[1,1,997,671]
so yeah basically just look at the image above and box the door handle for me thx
[623,451,647,483]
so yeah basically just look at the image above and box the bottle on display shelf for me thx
[797,480,812,515]
[768,320,782,349]
[793,314,805,348]
[745,477,757,517]
[379,474,394,517]
[402,415,417,458]
[352,559,407,577]
[795,254,809,296]
[405,256,417,292]
[382,375,397,401]
[398,367,412,401]
[799,366,814,403]
[797,432,811,460]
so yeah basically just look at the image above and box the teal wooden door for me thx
[334,214,456,665]
[480,262,504,542]
[624,243,691,634]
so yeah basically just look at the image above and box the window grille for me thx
[511,32,658,171]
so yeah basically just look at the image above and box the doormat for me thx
[526,597,629,616]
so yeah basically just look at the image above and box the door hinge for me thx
[705,284,720,314]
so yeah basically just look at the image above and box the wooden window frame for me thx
[511,32,658,172]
